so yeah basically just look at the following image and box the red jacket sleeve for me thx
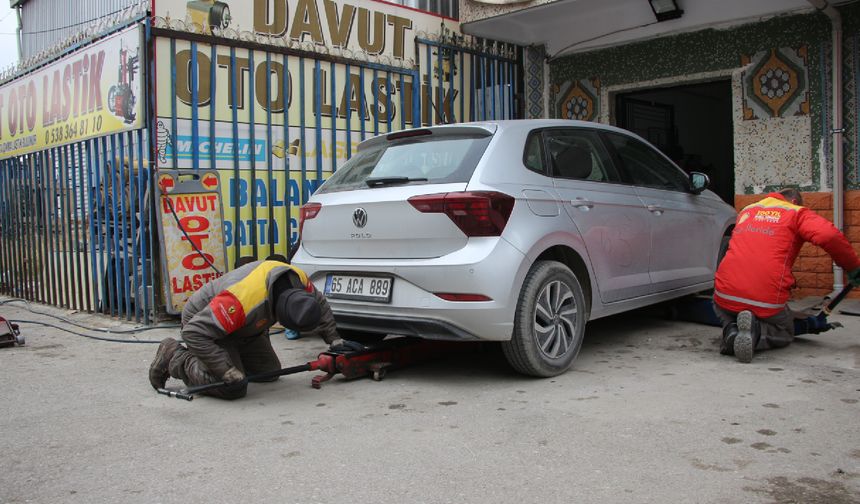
[795,209,860,271]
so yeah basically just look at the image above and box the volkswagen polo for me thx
[292,120,737,377]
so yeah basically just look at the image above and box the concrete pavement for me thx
[2,296,860,503]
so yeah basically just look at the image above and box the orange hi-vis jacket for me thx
[714,193,860,318]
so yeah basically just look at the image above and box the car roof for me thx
[355,119,643,152]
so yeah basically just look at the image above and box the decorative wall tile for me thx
[818,42,833,190]
[741,47,810,120]
[525,45,545,119]
[549,11,838,191]
[552,78,600,121]
[848,35,860,187]
[734,115,813,192]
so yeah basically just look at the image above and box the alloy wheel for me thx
[533,280,578,359]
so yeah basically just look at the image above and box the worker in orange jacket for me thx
[714,188,860,363]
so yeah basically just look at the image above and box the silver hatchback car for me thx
[293,120,737,377]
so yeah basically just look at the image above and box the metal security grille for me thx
[152,27,521,268]
[391,0,458,20]
[1,18,521,323]
[0,130,157,323]
[416,37,519,124]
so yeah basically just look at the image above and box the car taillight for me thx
[299,202,321,237]
[407,191,515,237]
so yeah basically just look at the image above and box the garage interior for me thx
[614,80,734,204]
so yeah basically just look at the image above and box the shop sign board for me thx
[0,25,144,158]
[153,0,458,61]
[156,170,229,313]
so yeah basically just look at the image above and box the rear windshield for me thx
[317,134,492,193]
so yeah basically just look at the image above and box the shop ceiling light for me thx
[649,0,683,22]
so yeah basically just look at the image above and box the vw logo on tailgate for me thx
[353,208,368,228]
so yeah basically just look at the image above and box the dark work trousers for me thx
[168,333,281,400]
[713,304,794,350]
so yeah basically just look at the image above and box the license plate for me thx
[324,274,393,303]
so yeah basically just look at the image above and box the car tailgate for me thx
[301,183,470,259]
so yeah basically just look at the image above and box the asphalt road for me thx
[2,297,860,504]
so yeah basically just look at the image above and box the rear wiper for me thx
[365,176,428,187]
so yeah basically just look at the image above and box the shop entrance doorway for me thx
[615,80,734,204]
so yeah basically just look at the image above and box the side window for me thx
[523,131,546,174]
[605,133,690,191]
[544,129,618,183]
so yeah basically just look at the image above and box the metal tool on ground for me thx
[798,284,855,334]
[822,284,855,315]
[665,284,855,335]
[0,315,24,347]
[156,337,470,401]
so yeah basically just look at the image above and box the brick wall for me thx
[733,190,860,299]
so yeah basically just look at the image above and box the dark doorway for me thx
[615,80,734,204]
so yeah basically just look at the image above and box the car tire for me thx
[502,260,587,377]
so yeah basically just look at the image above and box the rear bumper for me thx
[292,237,527,341]
[333,310,482,341]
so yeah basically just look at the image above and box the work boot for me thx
[733,311,758,363]
[149,337,179,390]
[720,323,738,356]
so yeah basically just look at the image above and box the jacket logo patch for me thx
[209,292,246,334]
[754,210,781,224]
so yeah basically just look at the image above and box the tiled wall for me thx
[546,6,860,297]
[548,10,854,193]
[525,45,546,119]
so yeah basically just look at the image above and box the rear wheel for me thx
[502,260,587,377]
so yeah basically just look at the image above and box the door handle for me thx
[572,197,594,210]
[647,204,663,215]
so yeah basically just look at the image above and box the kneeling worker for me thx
[714,188,860,363]
[148,259,340,399]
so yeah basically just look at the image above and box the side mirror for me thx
[689,172,710,194]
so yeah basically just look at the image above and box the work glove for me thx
[848,267,860,288]
[222,366,245,385]
[328,338,366,353]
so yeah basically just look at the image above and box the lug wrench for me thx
[156,362,322,401]
[822,284,855,316]
[797,284,855,334]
